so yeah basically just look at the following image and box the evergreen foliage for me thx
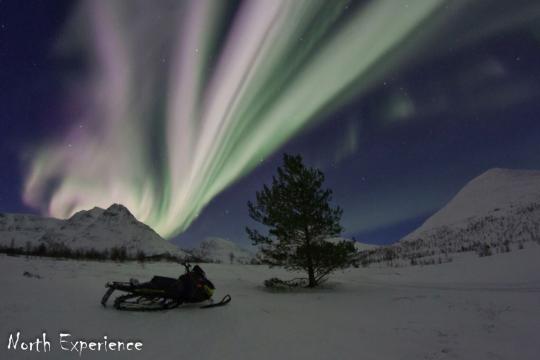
[246,154,357,287]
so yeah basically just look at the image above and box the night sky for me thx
[2,1,540,248]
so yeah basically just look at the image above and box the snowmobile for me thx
[101,263,231,311]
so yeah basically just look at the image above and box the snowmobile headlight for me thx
[203,285,214,298]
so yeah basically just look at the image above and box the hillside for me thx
[401,168,540,252]
[405,168,540,236]
[359,168,540,266]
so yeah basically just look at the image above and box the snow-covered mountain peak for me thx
[469,168,540,196]
[103,203,135,218]
[399,168,540,254]
[411,168,540,233]
[68,207,104,224]
[355,168,540,267]
[0,205,184,257]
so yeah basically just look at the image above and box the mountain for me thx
[0,204,184,257]
[399,168,540,256]
[0,213,62,248]
[356,168,540,267]
[191,237,255,264]
[406,168,540,235]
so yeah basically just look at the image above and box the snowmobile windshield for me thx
[192,265,205,277]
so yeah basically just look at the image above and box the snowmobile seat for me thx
[148,276,178,289]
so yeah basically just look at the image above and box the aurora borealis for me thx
[3,0,540,245]
[21,0,446,239]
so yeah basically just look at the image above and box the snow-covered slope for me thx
[400,168,540,253]
[191,237,254,264]
[408,168,540,234]
[0,213,62,247]
[0,204,183,256]
[356,168,540,267]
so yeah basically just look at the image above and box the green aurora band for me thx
[24,0,452,239]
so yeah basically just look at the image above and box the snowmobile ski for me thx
[199,294,231,309]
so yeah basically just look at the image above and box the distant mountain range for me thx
[185,237,256,264]
[0,204,184,257]
[4,168,537,266]
[327,237,379,251]
[0,203,373,264]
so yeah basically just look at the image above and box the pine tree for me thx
[246,154,357,287]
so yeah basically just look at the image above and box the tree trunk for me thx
[307,265,316,287]
[305,228,316,287]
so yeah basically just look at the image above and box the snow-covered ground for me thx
[1,245,539,360]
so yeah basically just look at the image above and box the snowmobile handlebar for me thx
[183,262,191,274]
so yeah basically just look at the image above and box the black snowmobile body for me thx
[101,264,231,311]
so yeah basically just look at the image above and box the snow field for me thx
[1,245,539,360]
